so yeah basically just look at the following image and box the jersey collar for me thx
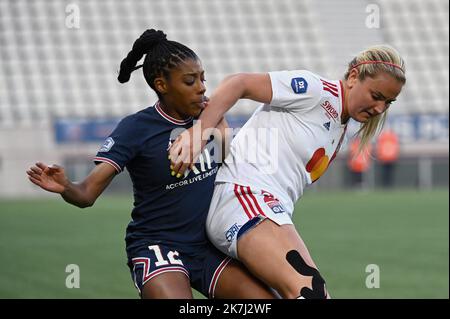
[155,101,193,125]
[338,80,347,127]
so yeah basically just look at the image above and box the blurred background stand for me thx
[0,0,448,196]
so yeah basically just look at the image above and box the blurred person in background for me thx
[347,137,372,189]
[26,29,275,299]
[170,45,406,298]
[376,128,400,188]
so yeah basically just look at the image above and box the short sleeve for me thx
[268,70,322,111]
[93,116,140,173]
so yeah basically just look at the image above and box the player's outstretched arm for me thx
[199,72,273,131]
[27,162,116,208]
[169,73,273,175]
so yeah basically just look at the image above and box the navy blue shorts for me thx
[127,241,231,298]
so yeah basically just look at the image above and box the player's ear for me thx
[154,77,168,95]
[347,68,359,89]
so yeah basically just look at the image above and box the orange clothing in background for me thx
[347,138,372,173]
[376,129,399,163]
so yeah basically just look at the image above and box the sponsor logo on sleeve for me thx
[291,77,308,94]
[99,137,115,152]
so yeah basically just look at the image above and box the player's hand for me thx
[169,123,206,177]
[26,162,68,194]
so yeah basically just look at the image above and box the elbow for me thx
[84,199,95,208]
[225,73,257,99]
[77,199,95,209]
[222,73,248,98]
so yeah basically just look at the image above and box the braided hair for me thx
[118,29,198,94]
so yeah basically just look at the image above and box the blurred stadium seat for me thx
[0,0,448,124]
[0,0,448,196]
[377,0,449,114]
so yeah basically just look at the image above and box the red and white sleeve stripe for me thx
[94,156,122,173]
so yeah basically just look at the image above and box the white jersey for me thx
[216,70,348,215]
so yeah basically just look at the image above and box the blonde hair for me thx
[344,45,406,150]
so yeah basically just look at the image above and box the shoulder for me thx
[315,75,341,99]
[108,107,161,147]
[116,106,157,131]
[268,69,323,109]
[269,69,322,96]
[122,106,155,123]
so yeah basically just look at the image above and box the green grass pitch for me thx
[0,189,448,298]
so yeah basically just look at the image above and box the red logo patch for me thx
[261,190,285,214]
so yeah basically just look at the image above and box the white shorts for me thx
[206,182,293,259]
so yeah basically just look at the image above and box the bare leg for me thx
[214,259,277,299]
[141,272,193,299]
[236,219,326,299]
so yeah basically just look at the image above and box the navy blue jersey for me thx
[94,102,220,257]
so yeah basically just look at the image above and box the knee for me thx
[278,284,306,299]
[274,273,327,299]
[274,275,318,299]
[285,250,328,299]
